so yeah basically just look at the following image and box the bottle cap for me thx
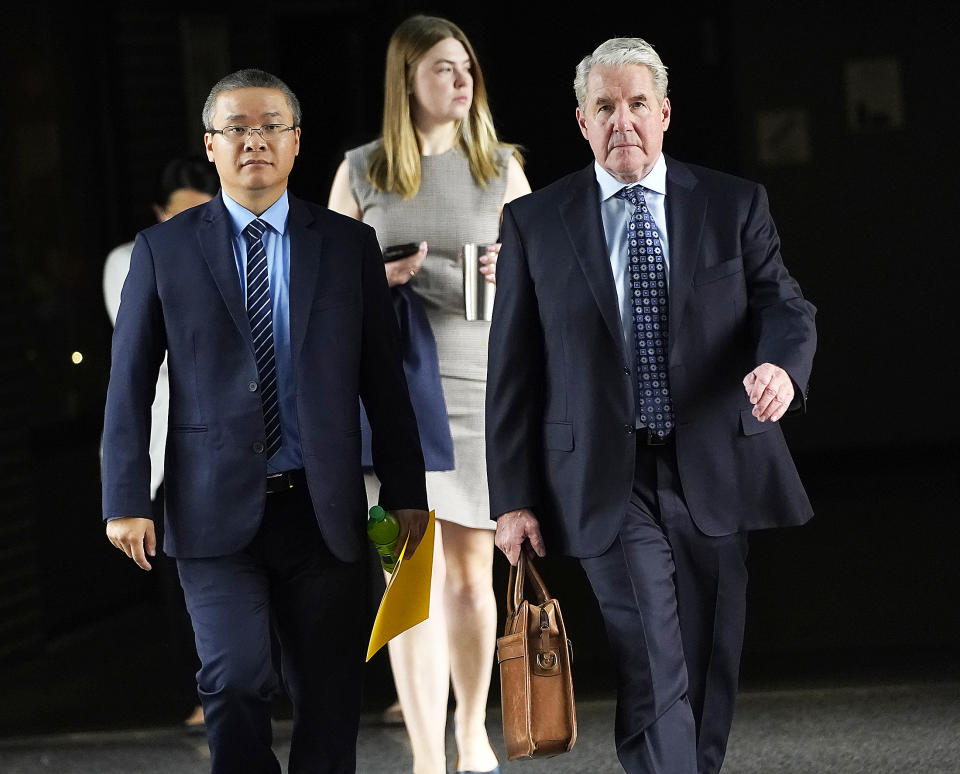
[369,505,386,522]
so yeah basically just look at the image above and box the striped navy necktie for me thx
[616,186,674,439]
[243,219,282,459]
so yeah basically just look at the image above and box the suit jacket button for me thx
[623,366,631,375]
[624,425,634,434]
[252,441,265,454]
[248,380,259,392]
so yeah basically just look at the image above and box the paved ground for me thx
[0,680,957,773]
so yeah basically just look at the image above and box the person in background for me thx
[486,37,817,774]
[328,15,530,774]
[102,155,218,731]
[103,68,429,773]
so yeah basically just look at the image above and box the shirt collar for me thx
[222,190,290,238]
[594,152,668,202]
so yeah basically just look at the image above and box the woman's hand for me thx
[479,243,499,285]
[385,241,428,287]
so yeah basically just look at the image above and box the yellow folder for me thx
[366,510,435,661]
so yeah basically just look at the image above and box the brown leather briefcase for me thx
[497,552,577,760]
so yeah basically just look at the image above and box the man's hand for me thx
[743,363,795,423]
[495,508,546,566]
[393,508,430,558]
[106,517,156,571]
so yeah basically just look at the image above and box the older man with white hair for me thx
[486,38,817,774]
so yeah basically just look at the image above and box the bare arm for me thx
[502,154,532,208]
[480,156,533,284]
[327,159,362,220]
[328,159,426,285]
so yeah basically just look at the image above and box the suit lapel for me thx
[664,157,707,351]
[558,165,626,353]
[287,194,322,362]
[198,194,253,354]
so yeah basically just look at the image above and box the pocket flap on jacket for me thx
[544,422,574,451]
[694,256,744,285]
[739,407,776,436]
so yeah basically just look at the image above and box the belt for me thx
[266,469,305,494]
[637,428,672,447]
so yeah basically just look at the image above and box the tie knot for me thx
[616,186,646,206]
[244,218,267,244]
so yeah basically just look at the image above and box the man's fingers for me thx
[404,526,421,557]
[495,519,522,566]
[750,376,772,405]
[393,509,429,559]
[753,386,778,418]
[131,542,153,571]
[127,534,152,571]
[750,366,795,420]
[145,522,157,557]
[745,364,792,411]
[769,402,788,423]
[527,528,547,558]
[494,509,543,566]
[394,525,410,558]
[106,517,154,570]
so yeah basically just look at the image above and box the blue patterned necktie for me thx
[616,186,674,438]
[243,219,282,459]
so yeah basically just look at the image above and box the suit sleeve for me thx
[742,184,817,409]
[485,203,546,519]
[357,227,428,511]
[102,232,167,520]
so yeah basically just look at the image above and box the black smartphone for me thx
[382,242,420,263]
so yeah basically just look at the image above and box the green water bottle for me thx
[367,505,400,573]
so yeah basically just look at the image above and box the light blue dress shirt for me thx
[222,191,302,474]
[594,154,670,426]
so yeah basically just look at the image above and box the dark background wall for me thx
[1,0,957,734]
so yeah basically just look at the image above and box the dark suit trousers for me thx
[580,438,748,774]
[177,482,367,774]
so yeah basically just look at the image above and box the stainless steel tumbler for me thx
[462,243,496,321]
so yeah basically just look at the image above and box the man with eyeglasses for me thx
[102,68,429,773]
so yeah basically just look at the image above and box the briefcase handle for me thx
[506,552,551,620]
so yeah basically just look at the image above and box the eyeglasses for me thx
[209,124,297,142]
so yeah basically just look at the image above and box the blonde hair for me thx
[368,15,520,198]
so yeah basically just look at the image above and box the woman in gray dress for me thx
[329,15,530,774]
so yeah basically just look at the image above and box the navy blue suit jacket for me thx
[102,192,427,560]
[486,158,817,558]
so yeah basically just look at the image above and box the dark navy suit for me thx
[487,158,816,773]
[103,192,427,773]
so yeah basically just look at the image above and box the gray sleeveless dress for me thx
[347,140,512,530]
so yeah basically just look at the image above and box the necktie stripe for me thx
[243,218,282,459]
[249,304,272,327]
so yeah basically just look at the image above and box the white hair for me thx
[574,37,669,111]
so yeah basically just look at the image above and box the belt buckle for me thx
[266,471,293,494]
[646,429,667,447]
